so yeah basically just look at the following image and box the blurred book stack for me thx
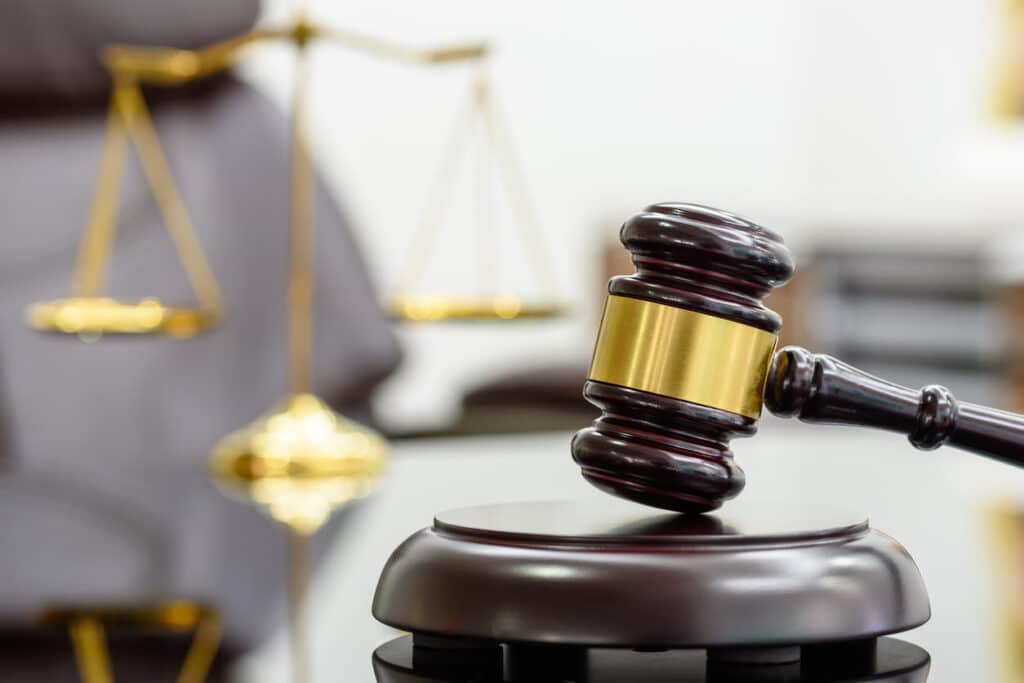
[807,247,1003,408]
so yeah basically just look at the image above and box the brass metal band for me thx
[588,295,778,419]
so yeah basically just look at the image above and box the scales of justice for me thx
[370,203,1024,682]
[23,4,562,683]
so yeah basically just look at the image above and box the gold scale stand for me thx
[26,5,563,683]
[39,602,222,683]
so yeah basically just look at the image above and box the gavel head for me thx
[571,203,795,513]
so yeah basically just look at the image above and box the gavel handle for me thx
[765,346,1024,468]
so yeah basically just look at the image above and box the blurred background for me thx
[246,0,1024,430]
[4,0,1024,681]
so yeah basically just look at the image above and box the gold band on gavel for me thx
[588,295,778,419]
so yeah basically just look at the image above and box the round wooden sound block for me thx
[372,500,930,652]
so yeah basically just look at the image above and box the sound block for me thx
[373,500,929,656]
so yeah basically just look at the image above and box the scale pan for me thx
[27,297,217,338]
[389,294,566,322]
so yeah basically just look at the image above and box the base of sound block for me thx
[372,634,931,682]
[372,500,930,649]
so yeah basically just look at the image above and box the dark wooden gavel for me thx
[572,202,1024,513]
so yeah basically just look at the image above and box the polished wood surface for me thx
[767,345,1024,467]
[372,501,929,650]
[572,202,795,512]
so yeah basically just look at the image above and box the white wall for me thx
[242,1,1024,429]
[800,0,1024,242]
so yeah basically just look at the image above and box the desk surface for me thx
[240,419,1024,682]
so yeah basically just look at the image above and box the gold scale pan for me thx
[21,13,561,683]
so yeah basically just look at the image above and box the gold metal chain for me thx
[71,88,127,298]
[395,97,478,295]
[118,81,223,314]
[68,76,222,316]
[482,82,559,299]
[394,70,559,303]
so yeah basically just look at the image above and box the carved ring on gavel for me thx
[572,202,1024,514]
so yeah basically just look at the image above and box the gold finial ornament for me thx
[209,393,387,535]
[208,394,386,683]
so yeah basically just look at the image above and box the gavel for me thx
[572,202,1024,514]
